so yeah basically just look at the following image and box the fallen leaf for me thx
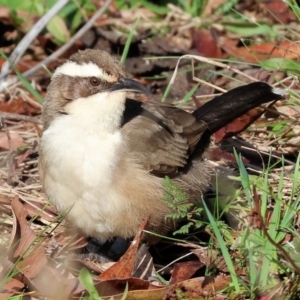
[0,57,39,73]
[192,248,246,276]
[170,261,204,284]
[132,244,153,280]
[0,7,10,19]
[98,219,147,280]
[0,97,41,115]
[0,277,24,295]
[261,0,290,24]
[210,148,250,164]
[99,275,230,299]
[166,276,231,297]
[193,29,222,58]
[92,278,149,297]
[276,105,300,116]
[7,198,79,297]
[213,108,265,142]
[70,258,113,274]
[23,202,57,223]
[0,292,16,300]
[15,141,37,166]
[251,41,300,60]
[50,232,87,259]
[0,131,24,150]
[222,40,300,63]
[25,266,81,298]
[9,197,48,279]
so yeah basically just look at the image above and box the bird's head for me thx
[42,49,148,129]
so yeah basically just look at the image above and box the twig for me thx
[2,119,14,184]
[195,93,222,99]
[0,112,41,124]
[0,0,71,81]
[0,0,112,92]
[157,251,193,273]
[169,54,259,93]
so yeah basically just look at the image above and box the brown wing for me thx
[121,99,208,177]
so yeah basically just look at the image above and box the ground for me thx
[0,0,300,299]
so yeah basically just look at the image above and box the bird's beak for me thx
[110,78,150,95]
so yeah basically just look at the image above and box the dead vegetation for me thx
[1,0,300,299]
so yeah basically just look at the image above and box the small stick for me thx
[0,0,112,92]
[0,0,71,80]
[0,112,41,124]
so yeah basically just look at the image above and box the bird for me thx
[39,49,286,242]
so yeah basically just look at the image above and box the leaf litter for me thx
[0,0,300,299]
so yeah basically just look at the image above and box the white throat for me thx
[63,91,126,133]
[40,91,127,239]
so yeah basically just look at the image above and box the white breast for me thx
[40,92,129,240]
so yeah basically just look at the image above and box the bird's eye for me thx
[89,77,101,86]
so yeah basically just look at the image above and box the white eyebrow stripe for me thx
[53,61,117,83]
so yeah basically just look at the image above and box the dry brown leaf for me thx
[25,265,81,298]
[276,105,300,116]
[0,278,24,295]
[213,108,265,142]
[103,275,230,299]
[0,7,10,19]
[98,219,147,280]
[23,202,57,223]
[16,246,47,279]
[210,148,250,164]
[170,261,204,284]
[70,258,114,274]
[221,40,300,63]
[192,248,246,276]
[261,0,290,24]
[0,194,13,205]
[0,292,16,300]
[6,198,79,298]
[9,196,38,258]
[0,97,41,115]
[166,275,231,297]
[92,278,150,298]
[193,29,222,58]
[9,197,48,280]
[0,131,24,150]
[0,58,38,73]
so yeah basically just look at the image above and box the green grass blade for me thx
[79,268,101,300]
[161,82,172,102]
[178,83,200,107]
[202,199,240,292]
[120,282,129,300]
[0,50,44,103]
[234,149,252,204]
[121,18,140,64]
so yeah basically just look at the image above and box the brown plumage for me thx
[39,49,286,241]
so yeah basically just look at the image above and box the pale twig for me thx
[157,251,193,273]
[0,0,71,81]
[21,0,112,77]
[0,0,112,92]
[169,54,259,89]
[195,93,222,99]
[0,112,41,124]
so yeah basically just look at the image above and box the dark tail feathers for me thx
[192,82,286,134]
